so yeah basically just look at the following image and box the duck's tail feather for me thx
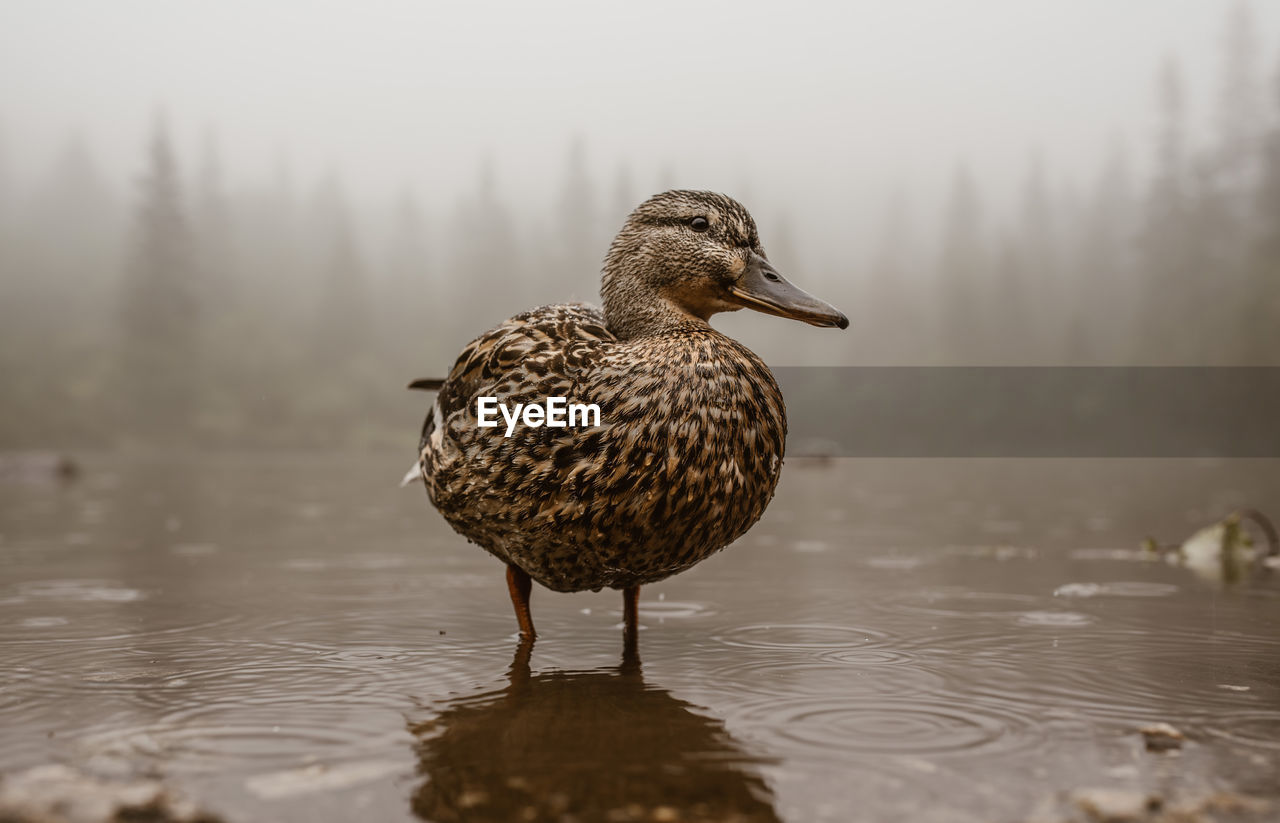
[400,460,425,487]
[408,378,445,391]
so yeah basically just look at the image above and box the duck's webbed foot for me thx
[506,564,536,640]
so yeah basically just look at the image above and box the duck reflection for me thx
[408,641,780,823]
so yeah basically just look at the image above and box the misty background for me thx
[2,1,1279,449]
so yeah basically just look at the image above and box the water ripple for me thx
[636,600,716,621]
[14,579,144,603]
[1014,611,1096,627]
[76,706,408,776]
[705,658,946,699]
[898,589,1041,618]
[713,623,892,651]
[1202,711,1280,750]
[727,694,1041,757]
[896,625,1280,724]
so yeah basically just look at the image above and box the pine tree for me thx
[383,190,432,355]
[556,136,598,285]
[937,165,987,363]
[864,188,918,363]
[1209,2,1267,361]
[1016,153,1060,360]
[309,175,371,366]
[1214,1,1263,201]
[1139,57,1200,362]
[28,134,120,296]
[450,158,522,334]
[1077,137,1138,362]
[119,116,200,440]
[194,130,236,315]
[1244,60,1280,363]
[992,236,1032,364]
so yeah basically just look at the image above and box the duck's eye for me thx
[689,216,710,233]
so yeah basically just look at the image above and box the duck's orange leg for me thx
[622,585,640,649]
[506,564,536,640]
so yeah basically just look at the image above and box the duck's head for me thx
[601,190,848,339]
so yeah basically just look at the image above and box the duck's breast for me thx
[569,331,786,587]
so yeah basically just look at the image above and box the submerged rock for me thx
[0,765,222,823]
[0,453,80,485]
[244,760,403,800]
[1137,722,1185,753]
[1071,788,1161,822]
[1027,787,1272,823]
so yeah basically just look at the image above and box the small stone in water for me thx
[1054,582,1103,598]
[245,761,403,800]
[0,764,222,823]
[1070,788,1161,822]
[1138,722,1184,752]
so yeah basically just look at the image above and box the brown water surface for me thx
[1,454,1278,822]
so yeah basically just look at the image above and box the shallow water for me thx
[2,453,1279,822]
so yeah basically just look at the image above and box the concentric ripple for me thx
[705,658,947,699]
[817,647,919,666]
[75,706,408,776]
[727,694,1041,757]
[635,600,716,621]
[713,623,892,651]
[1014,611,1096,627]
[899,589,1041,618]
[897,624,1280,724]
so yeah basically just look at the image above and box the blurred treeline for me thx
[1,6,1278,450]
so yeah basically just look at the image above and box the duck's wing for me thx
[415,303,615,474]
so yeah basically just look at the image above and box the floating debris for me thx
[1138,722,1185,753]
[1054,582,1105,599]
[1053,582,1178,599]
[0,764,223,823]
[1143,509,1279,584]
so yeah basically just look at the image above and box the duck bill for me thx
[728,253,849,329]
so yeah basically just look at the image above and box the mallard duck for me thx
[408,190,846,642]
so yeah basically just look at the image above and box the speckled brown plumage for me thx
[413,190,845,625]
[422,300,784,593]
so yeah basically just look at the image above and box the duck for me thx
[407,190,847,644]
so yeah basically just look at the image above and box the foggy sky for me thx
[1,1,1277,234]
